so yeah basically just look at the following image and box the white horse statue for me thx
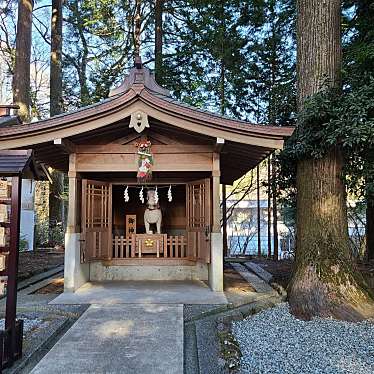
[144,189,162,234]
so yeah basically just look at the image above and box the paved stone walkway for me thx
[50,280,228,305]
[31,304,183,374]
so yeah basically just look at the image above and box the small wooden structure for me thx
[0,63,293,292]
[0,150,42,370]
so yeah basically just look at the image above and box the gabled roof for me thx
[0,150,46,179]
[0,65,294,183]
[0,65,293,150]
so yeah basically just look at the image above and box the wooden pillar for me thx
[257,165,261,256]
[212,153,221,233]
[5,175,22,365]
[272,156,279,260]
[209,152,223,292]
[222,184,228,257]
[65,154,88,291]
[67,154,80,234]
[267,157,272,258]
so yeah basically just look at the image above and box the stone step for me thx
[230,263,275,294]
[244,261,274,283]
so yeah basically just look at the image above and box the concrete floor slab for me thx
[31,304,183,374]
[49,280,228,305]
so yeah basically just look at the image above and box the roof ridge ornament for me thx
[109,67,170,97]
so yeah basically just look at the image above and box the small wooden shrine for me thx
[0,62,293,292]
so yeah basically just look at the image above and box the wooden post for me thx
[267,157,272,258]
[272,156,278,260]
[212,153,221,233]
[257,165,261,257]
[67,154,80,234]
[5,176,22,365]
[222,184,228,257]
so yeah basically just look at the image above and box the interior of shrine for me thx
[112,183,187,237]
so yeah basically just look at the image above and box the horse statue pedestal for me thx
[134,234,166,257]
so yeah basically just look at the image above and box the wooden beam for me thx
[54,138,76,154]
[76,144,213,154]
[214,137,225,153]
[75,152,213,172]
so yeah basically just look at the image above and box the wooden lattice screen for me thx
[186,178,211,263]
[81,180,112,261]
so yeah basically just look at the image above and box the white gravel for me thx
[232,303,374,374]
[0,317,46,334]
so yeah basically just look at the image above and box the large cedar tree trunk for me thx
[50,0,63,116]
[49,0,64,241]
[13,0,34,122]
[154,0,163,83]
[367,195,374,261]
[288,0,374,320]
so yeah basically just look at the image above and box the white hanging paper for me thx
[154,186,159,204]
[167,185,173,202]
[124,186,129,202]
[139,186,144,204]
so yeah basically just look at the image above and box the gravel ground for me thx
[0,316,49,334]
[232,303,374,374]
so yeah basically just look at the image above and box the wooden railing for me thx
[112,234,188,259]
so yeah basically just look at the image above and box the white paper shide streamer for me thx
[123,186,129,202]
[139,186,144,204]
[167,185,173,202]
[154,186,159,204]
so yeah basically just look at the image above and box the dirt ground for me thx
[250,258,374,291]
[33,277,64,294]
[224,263,256,293]
[18,250,64,281]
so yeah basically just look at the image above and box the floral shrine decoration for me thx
[136,139,153,182]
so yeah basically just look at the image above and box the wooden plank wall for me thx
[74,145,213,173]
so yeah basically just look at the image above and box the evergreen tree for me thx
[13,0,34,122]
[288,0,374,321]
[343,1,374,261]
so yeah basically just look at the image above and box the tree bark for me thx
[289,0,374,321]
[50,0,63,117]
[13,0,34,122]
[367,194,374,261]
[49,0,64,244]
[154,0,163,83]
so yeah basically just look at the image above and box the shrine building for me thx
[0,63,293,292]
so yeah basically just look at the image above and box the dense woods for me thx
[1,0,374,320]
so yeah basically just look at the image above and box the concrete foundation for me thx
[208,232,224,292]
[64,233,223,291]
[64,232,89,292]
[90,262,208,281]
